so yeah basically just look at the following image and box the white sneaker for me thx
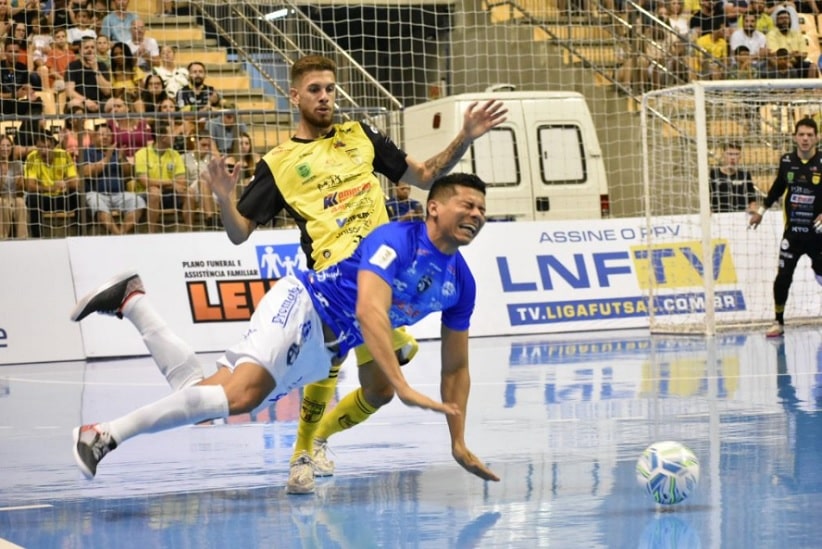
[765,322,784,338]
[286,451,315,494]
[312,439,335,477]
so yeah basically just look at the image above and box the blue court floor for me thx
[1,328,822,548]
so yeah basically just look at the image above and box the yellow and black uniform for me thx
[237,121,407,270]
[763,150,822,319]
[237,121,419,459]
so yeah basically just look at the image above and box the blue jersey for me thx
[298,221,476,355]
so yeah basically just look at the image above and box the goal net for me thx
[641,80,822,334]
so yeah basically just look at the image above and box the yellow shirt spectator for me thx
[133,143,186,193]
[24,147,78,197]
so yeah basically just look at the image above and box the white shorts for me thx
[216,276,335,402]
[85,191,146,214]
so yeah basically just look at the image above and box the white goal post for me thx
[640,79,822,335]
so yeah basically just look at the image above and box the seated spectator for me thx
[67,7,97,53]
[175,61,220,112]
[46,27,75,92]
[95,33,110,66]
[728,45,759,78]
[760,46,806,76]
[100,0,138,45]
[140,73,166,114]
[12,0,40,36]
[181,132,218,228]
[133,121,194,231]
[730,13,768,72]
[709,141,758,212]
[0,0,12,40]
[689,0,726,39]
[769,0,801,30]
[65,35,111,112]
[26,15,51,90]
[48,0,72,32]
[82,124,145,234]
[205,102,246,154]
[154,95,190,152]
[0,134,27,238]
[695,19,728,79]
[0,38,41,116]
[153,44,188,100]
[105,95,151,160]
[59,100,93,162]
[231,130,261,182]
[750,0,776,32]
[109,41,144,105]
[766,7,818,77]
[386,182,423,221]
[125,18,158,72]
[24,131,80,238]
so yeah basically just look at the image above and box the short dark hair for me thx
[795,117,818,135]
[186,61,205,73]
[426,173,486,205]
[291,55,337,85]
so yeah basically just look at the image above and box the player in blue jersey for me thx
[70,173,499,484]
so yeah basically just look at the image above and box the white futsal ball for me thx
[636,441,700,505]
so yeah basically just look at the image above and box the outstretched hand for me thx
[462,100,508,141]
[206,156,241,202]
[748,212,762,229]
[395,385,461,416]
[453,446,500,482]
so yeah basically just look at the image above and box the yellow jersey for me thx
[238,121,409,270]
[23,148,78,196]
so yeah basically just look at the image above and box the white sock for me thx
[105,385,229,444]
[121,294,204,390]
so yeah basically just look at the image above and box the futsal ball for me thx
[636,441,700,505]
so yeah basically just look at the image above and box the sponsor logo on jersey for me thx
[296,163,311,178]
[369,244,398,269]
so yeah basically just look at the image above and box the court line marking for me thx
[0,504,53,512]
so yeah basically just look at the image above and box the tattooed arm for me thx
[400,100,508,190]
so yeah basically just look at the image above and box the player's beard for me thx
[302,108,334,132]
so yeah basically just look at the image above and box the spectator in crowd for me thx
[100,0,137,45]
[690,0,725,39]
[724,0,750,29]
[26,15,52,90]
[66,35,111,112]
[728,45,759,77]
[730,13,768,72]
[82,124,145,234]
[205,102,246,154]
[766,8,817,77]
[709,141,759,213]
[48,0,72,32]
[695,19,728,79]
[59,100,93,162]
[0,38,40,116]
[133,121,194,231]
[153,45,188,99]
[12,0,40,36]
[67,7,96,52]
[0,134,27,239]
[105,96,151,161]
[109,41,143,105]
[155,95,190,152]
[769,0,802,30]
[46,27,75,92]
[0,0,12,39]
[386,182,424,221]
[24,131,80,237]
[175,61,220,112]
[230,130,261,182]
[181,132,218,228]
[750,0,776,32]
[125,18,158,72]
[95,33,110,65]
[140,73,166,113]
[760,46,806,76]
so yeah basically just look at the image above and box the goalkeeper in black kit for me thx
[749,117,822,338]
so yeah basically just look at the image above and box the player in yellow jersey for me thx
[210,55,506,494]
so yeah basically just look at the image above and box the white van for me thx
[402,91,611,221]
